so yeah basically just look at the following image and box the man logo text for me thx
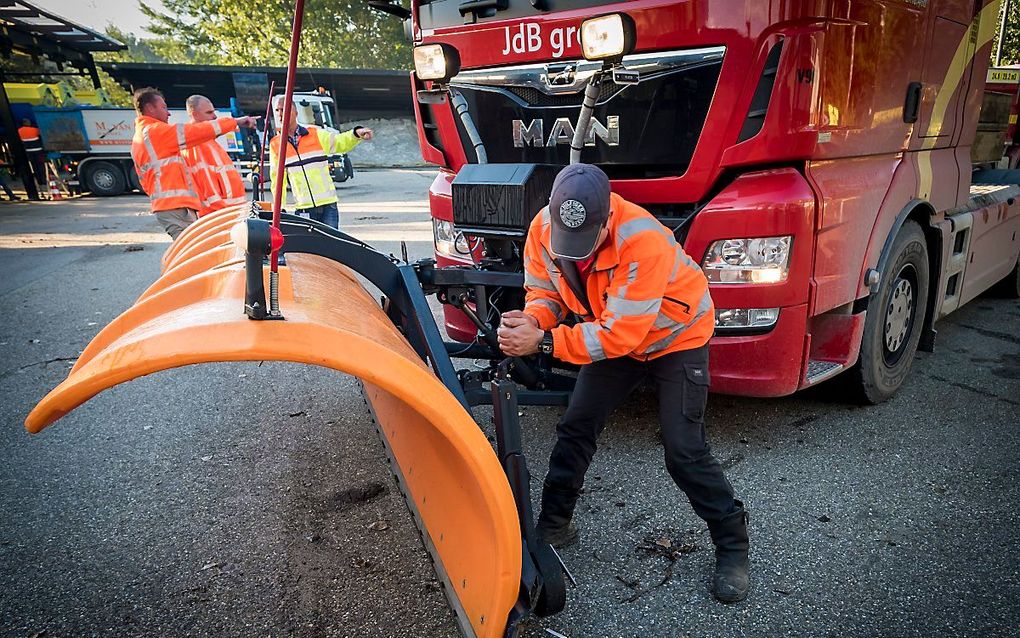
[512,116,621,148]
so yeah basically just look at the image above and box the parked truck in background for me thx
[395,0,1020,402]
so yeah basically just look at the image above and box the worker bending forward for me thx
[269,98,372,228]
[131,87,255,239]
[498,164,750,603]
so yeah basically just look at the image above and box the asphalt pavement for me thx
[1,170,1018,638]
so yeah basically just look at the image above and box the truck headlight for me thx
[702,236,792,284]
[413,44,461,82]
[433,219,472,259]
[580,14,636,62]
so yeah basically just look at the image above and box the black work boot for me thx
[707,501,750,603]
[536,480,580,548]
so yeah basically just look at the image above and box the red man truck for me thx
[382,0,1020,403]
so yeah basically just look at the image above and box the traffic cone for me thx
[48,178,62,201]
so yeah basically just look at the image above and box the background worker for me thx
[131,87,255,240]
[182,94,248,216]
[17,119,46,188]
[497,164,751,604]
[268,97,372,228]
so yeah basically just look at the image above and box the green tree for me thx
[993,0,1020,66]
[140,0,411,69]
[96,25,209,65]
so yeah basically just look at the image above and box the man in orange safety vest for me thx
[498,164,750,604]
[182,94,248,216]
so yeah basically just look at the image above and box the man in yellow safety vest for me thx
[268,98,373,228]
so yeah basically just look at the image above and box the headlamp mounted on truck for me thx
[580,13,636,62]
[413,43,462,83]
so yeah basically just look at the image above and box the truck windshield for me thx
[417,0,618,30]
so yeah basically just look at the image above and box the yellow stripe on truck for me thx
[918,0,1001,200]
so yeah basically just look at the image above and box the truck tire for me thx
[847,220,929,404]
[83,161,126,197]
[333,155,349,183]
[128,166,142,193]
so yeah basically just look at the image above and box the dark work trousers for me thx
[543,344,738,524]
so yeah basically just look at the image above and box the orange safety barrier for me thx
[27,251,522,638]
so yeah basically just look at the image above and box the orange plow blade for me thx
[160,204,249,272]
[26,249,522,637]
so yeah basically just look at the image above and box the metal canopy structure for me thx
[0,0,125,200]
[0,0,124,51]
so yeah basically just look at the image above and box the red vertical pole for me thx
[271,0,306,273]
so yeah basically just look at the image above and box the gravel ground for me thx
[1,173,1018,638]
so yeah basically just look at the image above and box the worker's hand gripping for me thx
[498,310,544,357]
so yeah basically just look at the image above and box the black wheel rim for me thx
[883,264,917,366]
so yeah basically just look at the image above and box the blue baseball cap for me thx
[548,164,612,260]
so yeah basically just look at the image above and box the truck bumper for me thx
[708,304,808,397]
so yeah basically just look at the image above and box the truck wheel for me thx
[128,167,142,193]
[333,155,349,183]
[847,220,929,404]
[84,161,126,197]
[990,255,1020,298]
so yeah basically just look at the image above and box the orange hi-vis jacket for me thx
[131,115,238,213]
[183,137,246,216]
[523,193,716,365]
[18,126,43,152]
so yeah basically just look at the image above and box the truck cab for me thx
[403,0,1020,401]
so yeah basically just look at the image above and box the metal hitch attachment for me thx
[231,218,286,321]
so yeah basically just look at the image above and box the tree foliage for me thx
[96,25,207,65]
[139,0,411,69]
[994,0,1020,66]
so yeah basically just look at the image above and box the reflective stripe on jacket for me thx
[523,192,715,365]
[131,115,238,213]
[268,125,361,210]
[183,137,246,216]
[18,126,43,152]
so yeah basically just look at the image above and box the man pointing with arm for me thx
[269,97,373,228]
[182,94,249,216]
[498,164,751,603]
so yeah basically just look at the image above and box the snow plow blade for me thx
[25,214,524,637]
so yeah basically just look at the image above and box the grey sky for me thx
[30,0,166,37]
